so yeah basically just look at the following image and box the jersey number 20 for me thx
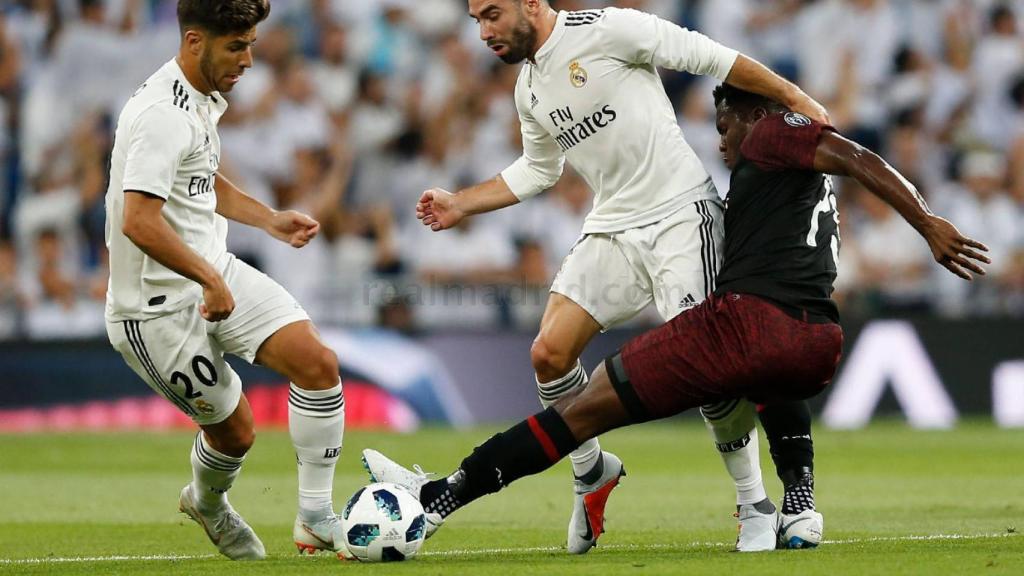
[171,355,218,399]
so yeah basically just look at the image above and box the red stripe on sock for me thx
[527,415,560,463]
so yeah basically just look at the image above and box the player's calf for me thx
[288,382,345,521]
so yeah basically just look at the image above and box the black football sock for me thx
[419,407,580,518]
[759,401,815,514]
[780,469,815,515]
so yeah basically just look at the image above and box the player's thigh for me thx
[642,199,724,322]
[213,256,312,365]
[550,233,652,331]
[106,308,242,425]
[254,319,338,388]
[603,296,744,422]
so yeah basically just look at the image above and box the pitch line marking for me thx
[0,532,1017,564]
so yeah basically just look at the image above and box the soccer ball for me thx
[340,482,427,562]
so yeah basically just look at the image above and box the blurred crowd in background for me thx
[0,0,1022,340]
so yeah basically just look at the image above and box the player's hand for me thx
[416,188,465,231]
[921,215,990,281]
[268,210,320,247]
[790,91,830,125]
[200,275,235,322]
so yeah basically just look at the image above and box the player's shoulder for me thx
[124,62,194,117]
[563,7,608,28]
[121,77,196,134]
[561,7,654,55]
[569,6,655,30]
[741,112,831,171]
[563,6,648,36]
[749,112,821,139]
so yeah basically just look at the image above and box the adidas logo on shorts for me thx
[679,294,698,310]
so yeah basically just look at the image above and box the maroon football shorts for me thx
[605,293,843,422]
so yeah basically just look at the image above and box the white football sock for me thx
[537,360,601,478]
[190,432,244,513]
[289,382,345,519]
[701,400,768,505]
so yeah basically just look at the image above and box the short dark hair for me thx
[712,84,786,116]
[990,4,1015,29]
[177,0,270,37]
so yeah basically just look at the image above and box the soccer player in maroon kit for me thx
[362,84,990,544]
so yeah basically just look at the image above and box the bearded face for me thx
[490,8,537,64]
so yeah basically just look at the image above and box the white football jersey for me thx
[105,59,230,321]
[500,8,738,234]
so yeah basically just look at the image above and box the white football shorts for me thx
[106,254,310,425]
[550,198,725,329]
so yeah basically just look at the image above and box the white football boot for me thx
[294,514,352,559]
[178,484,265,561]
[734,502,780,552]
[778,509,824,549]
[361,449,444,538]
[567,451,626,554]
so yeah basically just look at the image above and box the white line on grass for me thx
[0,553,217,564]
[0,532,1017,564]
[421,532,1021,558]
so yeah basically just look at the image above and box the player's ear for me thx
[183,29,205,56]
[751,106,770,122]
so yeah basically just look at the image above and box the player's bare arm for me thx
[725,55,829,124]
[121,190,234,320]
[812,131,990,280]
[214,172,319,247]
[416,176,519,231]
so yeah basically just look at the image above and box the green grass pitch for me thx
[1,421,1022,575]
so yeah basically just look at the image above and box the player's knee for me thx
[293,345,340,390]
[211,426,255,458]
[530,339,575,381]
[702,400,756,443]
[305,342,342,387]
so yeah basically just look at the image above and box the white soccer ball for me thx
[340,482,427,562]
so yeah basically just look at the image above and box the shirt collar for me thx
[167,58,221,105]
[532,11,567,68]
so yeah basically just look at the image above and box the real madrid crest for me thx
[569,60,588,88]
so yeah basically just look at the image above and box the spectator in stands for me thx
[847,180,935,313]
[1,0,1024,338]
[0,238,21,338]
[309,20,358,118]
[970,3,1024,150]
[21,228,104,339]
[933,150,1021,314]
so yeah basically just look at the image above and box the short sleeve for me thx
[600,8,737,80]
[739,112,835,171]
[121,105,193,199]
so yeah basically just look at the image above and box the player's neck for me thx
[527,8,559,63]
[175,54,214,96]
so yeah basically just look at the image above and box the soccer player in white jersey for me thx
[414,0,830,553]
[105,0,346,560]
